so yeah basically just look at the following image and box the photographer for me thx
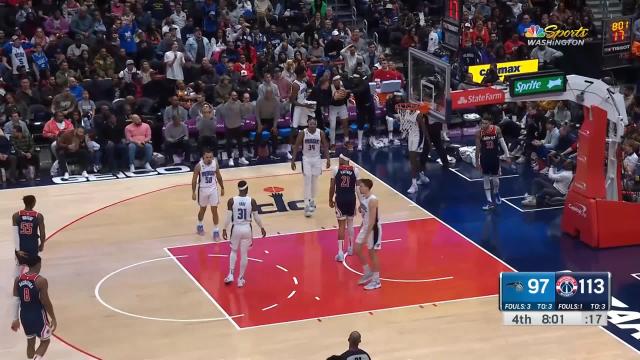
[522,155,574,207]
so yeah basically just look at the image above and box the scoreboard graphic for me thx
[500,272,611,326]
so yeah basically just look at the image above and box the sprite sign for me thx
[509,72,567,97]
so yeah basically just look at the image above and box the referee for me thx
[338,331,371,360]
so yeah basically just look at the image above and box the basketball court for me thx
[1,161,636,359]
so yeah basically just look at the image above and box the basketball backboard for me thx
[407,48,451,122]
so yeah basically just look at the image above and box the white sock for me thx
[363,264,371,274]
[338,239,344,253]
[213,227,219,232]
[329,117,336,144]
[310,175,318,200]
[357,130,363,146]
[197,220,203,226]
[484,188,492,203]
[229,249,237,275]
[492,176,500,194]
[347,218,354,245]
[303,174,312,207]
[388,131,393,140]
[239,243,249,278]
[412,178,417,186]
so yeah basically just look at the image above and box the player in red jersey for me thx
[12,195,46,276]
[11,254,57,360]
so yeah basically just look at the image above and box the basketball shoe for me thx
[224,274,234,284]
[237,277,246,287]
[213,229,221,242]
[358,272,373,285]
[335,252,345,262]
[196,224,205,235]
[364,280,381,290]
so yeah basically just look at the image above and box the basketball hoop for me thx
[396,102,424,136]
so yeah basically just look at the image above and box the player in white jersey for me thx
[222,180,266,287]
[404,108,430,194]
[191,149,225,241]
[287,64,315,159]
[355,179,382,290]
[291,117,331,217]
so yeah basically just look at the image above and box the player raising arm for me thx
[11,254,57,360]
[291,117,331,217]
[192,149,225,240]
[222,181,267,287]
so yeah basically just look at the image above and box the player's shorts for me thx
[335,195,356,220]
[407,132,424,152]
[292,107,312,128]
[480,155,501,176]
[302,157,323,176]
[21,309,51,341]
[356,223,382,250]
[230,224,252,250]
[329,105,348,121]
[198,186,219,207]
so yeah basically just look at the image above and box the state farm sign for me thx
[450,87,506,110]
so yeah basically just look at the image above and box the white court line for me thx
[95,255,245,323]
[381,238,402,243]
[355,164,640,355]
[238,294,499,331]
[165,217,430,250]
[449,167,519,182]
[262,304,278,311]
[276,265,289,272]
[293,277,298,285]
[207,254,264,262]
[163,248,243,330]
[501,196,564,213]
[342,256,453,283]
[287,290,296,299]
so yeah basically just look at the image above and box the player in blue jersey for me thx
[192,149,225,241]
[12,195,46,275]
[475,115,510,211]
[11,254,57,360]
[329,154,359,262]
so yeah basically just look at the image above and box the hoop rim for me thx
[395,102,422,112]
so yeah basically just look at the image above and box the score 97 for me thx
[528,278,549,294]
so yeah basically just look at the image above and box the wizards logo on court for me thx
[257,186,305,214]
[556,276,578,297]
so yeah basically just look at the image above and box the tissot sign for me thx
[450,87,506,110]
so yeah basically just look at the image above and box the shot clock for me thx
[602,16,633,56]
[499,272,611,326]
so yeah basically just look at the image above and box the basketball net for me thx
[396,103,421,136]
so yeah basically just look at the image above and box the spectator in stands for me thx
[97,112,127,172]
[235,70,258,100]
[163,96,188,125]
[165,41,186,84]
[56,126,90,178]
[11,125,39,180]
[196,103,218,155]
[516,14,534,36]
[547,101,571,123]
[530,45,563,69]
[125,115,153,171]
[325,30,345,60]
[504,32,525,58]
[55,61,77,88]
[255,87,281,160]
[522,156,574,207]
[94,48,116,79]
[51,86,77,116]
[215,75,233,105]
[43,111,74,151]
[66,35,88,64]
[185,28,213,64]
[3,110,29,140]
[471,20,490,46]
[16,78,42,110]
[0,129,17,183]
[30,44,49,82]
[634,17,640,40]
[68,77,84,102]
[623,140,639,175]
[531,119,560,160]
[163,115,191,165]
[273,67,291,102]
[217,91,249,166]
[338,331,371,360]
[341,44,363,76]
[78,90,96,121]
[44,11,70,36]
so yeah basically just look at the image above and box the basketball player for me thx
[291,117,331,217]
[222,181,267,287]
[329,154,359,262]
[288,65,315,159]
[191,149,225,240]
[11,254,57,360]
[329,75,349,152]
[12,195,45,276]
[405,109,430,194]
[355,179,382,290]
[475,115,510,210]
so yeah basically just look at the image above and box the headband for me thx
[238,183,248,191]
[339,154,350,161]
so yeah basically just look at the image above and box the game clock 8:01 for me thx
[603,16,633,56]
